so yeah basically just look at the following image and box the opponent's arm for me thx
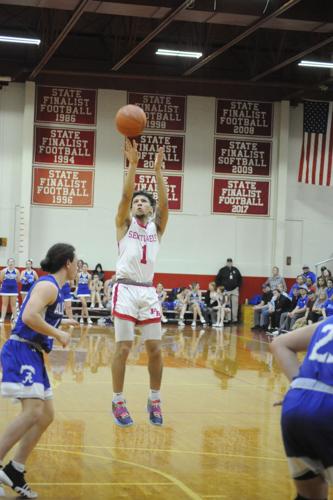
[154,147,168,238]
[116,138,139,240]
[22,281,70,347]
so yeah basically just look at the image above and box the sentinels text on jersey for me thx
[116,217,160,283]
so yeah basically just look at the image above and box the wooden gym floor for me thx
[0,322,329,499]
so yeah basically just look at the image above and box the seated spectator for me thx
[212,285,231,327]
[305,276,316,293]
[320,266,332,280]
[188,282,206,327]
[204,282,219,325]
[316,276,327,296]
[326,278,333,299]
[175,287,190,326]
[288,275,305,297]
[322,294,333,319]
[252,284,273,330]
[302,265,316,285]
[90,273,104,309]
[267,288,291,332]
[307,290,327,324]
[156,283,168,323]
[292,290,317,330]
[263,266,286,291]
[94,263,105,282]
[282,285,308,331]
[103,274,116,308]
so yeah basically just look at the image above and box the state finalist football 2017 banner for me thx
[214,138,271,176]
[128,92,186,132]
[134,173,183,211]
[35,86,97,125]
[216,99,273,137]
[212,178,270,216]
[34,126,96,167]
[127,134,184,171]
[32,167,94,207]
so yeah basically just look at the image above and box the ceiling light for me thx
[298,60,333,69]
[0,35,40,45]
[0,76,11,81]
[156,49,202,59]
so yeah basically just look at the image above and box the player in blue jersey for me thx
[271,318,333,500]
[0,243,78,499]
[20,260,38,301]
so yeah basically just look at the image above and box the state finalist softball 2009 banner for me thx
[298,101,333,186]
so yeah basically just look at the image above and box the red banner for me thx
[212,178,270,216]
[35,86,97,125]
[134,174,183,211]
[216,99,273,137]
[128,93,186,131]
[127,134,184,171]
[34,126,95,167]
[214,138,271,176]
[32,167,94,207]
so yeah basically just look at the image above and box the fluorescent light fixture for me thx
[0,76,11,81]
[298,60,333,69]
[0,35,40,46]
[156,48,202,59]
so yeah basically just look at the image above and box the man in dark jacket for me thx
[215,258,242,323]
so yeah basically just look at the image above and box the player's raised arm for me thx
[116,138,139,238]
[154,147,168,238]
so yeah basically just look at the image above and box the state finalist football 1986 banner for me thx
[212,178,270,216]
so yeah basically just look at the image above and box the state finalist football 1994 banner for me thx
[216,99,273,137]
[128,92,186,132]
[35,86,97,125]
[134,173,183,211]
[212,178,270,216]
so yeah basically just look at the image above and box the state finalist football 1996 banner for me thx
[216,99,273,137]
[212,178,270,216]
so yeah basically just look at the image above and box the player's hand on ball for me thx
[154,147,165,172]
[124,138,139,165]
[57,330,71,348]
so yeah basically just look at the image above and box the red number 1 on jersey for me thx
[140,244,147,264]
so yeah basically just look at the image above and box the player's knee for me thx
[41,405,55,427]
[147,344,162,359]
[25,404,44,425]
[115,342,132,359]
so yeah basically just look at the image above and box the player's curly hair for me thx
[131,190,156,209]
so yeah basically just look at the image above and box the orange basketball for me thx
[115,104,147,137]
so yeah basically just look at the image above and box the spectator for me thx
[320,266,332,280]
[212,285,231,327]
[302,265,316,284]
[188,282,206,327]
[251,284,273,331]
[94,263,105,282]
[175,287,190,327]
[305,276,316,293]
[103,275,115,308]
[215,258,242,323]
[307,290,327,324]
[317,276,327,296]
[321,294,333,319]
[288,275,305,298]
[156,283,168,323]
[263,266,286,291]
[267,287,291,333]
[326,278,333,299]
[292,290,317,330]
[283,285,309,331]
[90,273,104,309]
[204,282,219,325]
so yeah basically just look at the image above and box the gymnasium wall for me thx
[0,82,332,294]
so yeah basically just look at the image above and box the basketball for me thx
[115,104,147,137]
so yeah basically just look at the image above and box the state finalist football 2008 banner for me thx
[216,99,273,137]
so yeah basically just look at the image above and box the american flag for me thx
[298,101,333,186]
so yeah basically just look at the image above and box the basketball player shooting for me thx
[111,138,168,427]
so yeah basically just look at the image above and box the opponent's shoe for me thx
[0,461,37,498]
[112,401,133,427]
[147,399,163,426]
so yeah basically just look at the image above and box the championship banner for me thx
[35,86,97,125]
[127,134,184,171]
[212,178,270,216]
[216,99,273,137]
[214,138,271,176]
[128,92,186,131]
[134,173,183,211]
[32,167,94,207]
[34,126,96,167]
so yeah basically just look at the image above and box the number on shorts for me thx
[140,244,147,264]
[309,324,333,363]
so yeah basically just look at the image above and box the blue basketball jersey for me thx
[12,275,64,353]
[296,316,333,386]
[1,267,18,293]
[78,272,89,285]
[22,270,35,285]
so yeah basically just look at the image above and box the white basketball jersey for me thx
[116,217,160,282]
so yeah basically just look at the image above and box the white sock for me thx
[12,460,25,473]
[149,389,161,401]
[112,392,124,403]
